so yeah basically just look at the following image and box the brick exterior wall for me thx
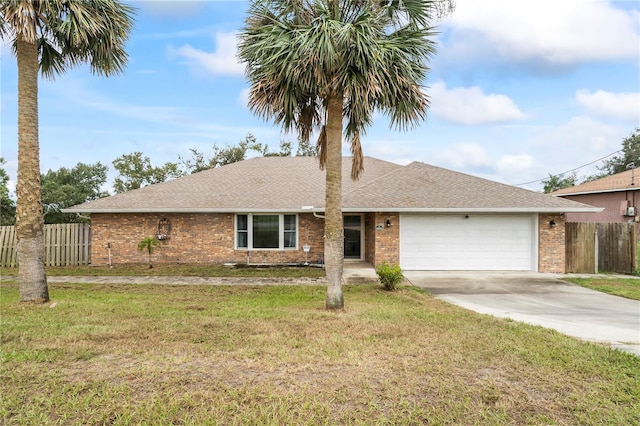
[538,213,566,273]
[364,213,376,263]
[91,213,326,266]
[90,211,565,272]
[298,214,326,264]
[364,212,399,265]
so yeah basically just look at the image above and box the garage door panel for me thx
[400,215,535,271]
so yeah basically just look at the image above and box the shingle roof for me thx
[64,156,598,213]
[551,168,640,196]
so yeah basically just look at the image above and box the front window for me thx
[236,214,297,250]
[253,215,279,248]
[283,214,296,248]
[237,214,248,248]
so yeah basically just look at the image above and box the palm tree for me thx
[543,173,576,194]
[137,236,161,269]
[238,0,453,309]
[0,1,135,302]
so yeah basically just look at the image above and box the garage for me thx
[399,214,537,271]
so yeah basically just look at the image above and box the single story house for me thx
[551,167,640,224]
[64,156,600,273]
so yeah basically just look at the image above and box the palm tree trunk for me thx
[16,37,49,303]
[324,92,344,309]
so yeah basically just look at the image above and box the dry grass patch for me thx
[1,282,638,425]
[0,263,326,279]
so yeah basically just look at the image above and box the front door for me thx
[344,215,362,259]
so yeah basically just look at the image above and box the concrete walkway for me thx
[343,261,380,283]
[15,262,379,286]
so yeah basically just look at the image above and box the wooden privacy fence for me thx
[566,222,637,274]
[0,223,91,267]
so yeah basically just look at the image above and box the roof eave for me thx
[61,208,320,214]
[342,207,603,213]
[63,206,603,214]
[553,187,640,197]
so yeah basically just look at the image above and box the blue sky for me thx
[1,0,639,194]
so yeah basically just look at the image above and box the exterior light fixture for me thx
[303,244,310,265]
[386,219,391,228]
[157,217,171,240]
[550,220,557,228]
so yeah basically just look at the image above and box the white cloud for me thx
[237,87,250,107]
[171,32,244,77]
[421,116,628,190]
[542,116,624,157]
[432,142,493,170]
[430,81,527,125]
[575,89,640,122]
[510,116,627,189]
[365,139,418,165]
[445,0,640,66]
[497,154,533,173]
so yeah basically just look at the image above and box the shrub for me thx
[375,262,404,291]
[137,236,161,268]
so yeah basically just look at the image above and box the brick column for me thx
[538,213,565,273]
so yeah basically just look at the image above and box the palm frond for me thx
[239,0,450,179]
[1,0,135,78]
[350,132,364,180]
[316,125,327,170]
[0,0,39,42]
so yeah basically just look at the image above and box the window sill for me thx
[235,248,299,251]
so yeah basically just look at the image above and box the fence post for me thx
[0,223,92,267]
[630,223,637,273]
[594,228,598,274]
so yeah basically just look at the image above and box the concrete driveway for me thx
[404,271,640,356]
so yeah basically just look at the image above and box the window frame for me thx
[235,214,298,250]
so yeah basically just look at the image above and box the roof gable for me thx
[552,168,640,196]
[344,161,596,212]
[65,156,597,213]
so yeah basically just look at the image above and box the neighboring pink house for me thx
[65,156,599,273]
[551,168,640,224]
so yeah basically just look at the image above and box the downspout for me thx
[302,206,325,219]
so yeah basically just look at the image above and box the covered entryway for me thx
[344,214,363,260]
[399,214,537,270]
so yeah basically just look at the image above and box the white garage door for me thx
[400,214,536,271]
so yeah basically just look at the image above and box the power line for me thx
[514,149,622,186]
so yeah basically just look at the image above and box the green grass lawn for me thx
[1,281,638,425]
[0,263,326,279]
[559,240,640,300]
[564,277,640,300]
